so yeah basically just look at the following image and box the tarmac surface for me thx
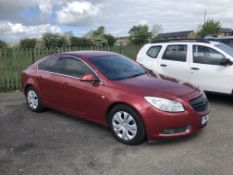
[0,92,233,175]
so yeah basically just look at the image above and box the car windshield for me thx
[90,54,146,80]
[215,43,233,57]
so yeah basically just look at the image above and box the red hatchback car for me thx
[21,51,210,145]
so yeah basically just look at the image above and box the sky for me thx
[0,0,233,43]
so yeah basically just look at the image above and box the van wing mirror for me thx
[220,58,233,66]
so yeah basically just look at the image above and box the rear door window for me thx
[39,57,93,78]
[162,45,187,62]
[146,46,162,58]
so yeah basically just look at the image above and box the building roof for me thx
[157,30,194,38]
[219,28,232,33]
[116,36,129,40]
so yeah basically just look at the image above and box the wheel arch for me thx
[24,84,34,95]
[105,102,146,128]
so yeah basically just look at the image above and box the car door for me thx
[37,56,66,108]
[190,44,233,94]
[54,57,104,121]
[158,44,190,82]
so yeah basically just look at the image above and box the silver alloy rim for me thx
[27,90,38,110]
[112,111,137,141]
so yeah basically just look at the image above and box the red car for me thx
[21,51,210,145]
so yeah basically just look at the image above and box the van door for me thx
[158,44,191,82]
[190,44,233,94]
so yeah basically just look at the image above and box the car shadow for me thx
[205,92,233,106]
[147,129,203,146]
[46,109,110,132]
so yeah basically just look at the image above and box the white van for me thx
[137,40,233,95]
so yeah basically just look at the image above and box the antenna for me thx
[204,10,207,23]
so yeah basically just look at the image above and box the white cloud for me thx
[0,21,62,42]
[137,20,148,26]
[1,0,233,41]
[57,1,101,25]
[38,1,53,16]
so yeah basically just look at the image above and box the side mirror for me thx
[80,73,99,82]
[220,58,233,66]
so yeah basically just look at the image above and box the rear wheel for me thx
[108,104,145,145]
[26,86,45,112]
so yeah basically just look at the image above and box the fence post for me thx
[31,48,35,63]
[119,43,123,54]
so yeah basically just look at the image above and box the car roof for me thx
[59,51,116,60]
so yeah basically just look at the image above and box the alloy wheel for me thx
[27,90,39,110]
[112,111,137,141]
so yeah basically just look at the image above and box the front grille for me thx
[189,94,209,113]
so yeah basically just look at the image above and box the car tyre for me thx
[26,86,45,112]
[108,104,145,145]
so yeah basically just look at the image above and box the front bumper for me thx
[140,91,210,141]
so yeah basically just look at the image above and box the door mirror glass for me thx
[220,58,233,66]
[80,73,99,82]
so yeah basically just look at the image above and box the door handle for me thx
[160,64,167,67]
[191,67,200,70]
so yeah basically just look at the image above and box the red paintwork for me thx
[21,51,210,141]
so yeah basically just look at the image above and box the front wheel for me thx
[108,104,145,145]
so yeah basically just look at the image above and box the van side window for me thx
[146,46,162,58]
[162,45,187,62]
[193,45,225,65]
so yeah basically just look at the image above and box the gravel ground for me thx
[0,92,233,175]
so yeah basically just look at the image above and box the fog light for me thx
[160,126,191,135]
[161,129,176,134]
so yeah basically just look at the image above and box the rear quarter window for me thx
[146,46,162,58]
[38,56,57,71]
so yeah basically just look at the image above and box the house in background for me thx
[153,30,197,41]
[219,28,232,36]
[115,36,130,46]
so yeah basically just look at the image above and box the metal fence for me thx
[0,45,142,92]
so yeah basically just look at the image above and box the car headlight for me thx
[144,97,184,112]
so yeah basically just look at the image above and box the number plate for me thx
[201,115,209,125]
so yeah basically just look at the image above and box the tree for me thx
[0,40,7,49]
[104,34,116,46]
[42,33,69,48]
[19,38,37,48]
[85,26,107,46]
[151,24,163,37]
[64,31,74,38]
[93,26,105,36]
[84,26,116,46]
[128,25,152,45]
[197,19,221,38]
[70,37,93,47]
